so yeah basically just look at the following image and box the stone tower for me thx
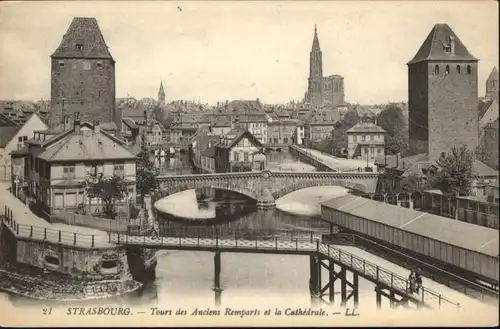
[158,80,166,105]
[50,17,118,130]
[307,25,323,109]
[407,24,479,161]
[485,67,498,102]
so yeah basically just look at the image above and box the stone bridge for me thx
[154,170,380,209]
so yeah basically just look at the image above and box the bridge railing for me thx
[317,241,459,310]
[324,232,499,302]
[160,226,325,242]
[2,210,108,248]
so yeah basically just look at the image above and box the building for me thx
[303,110,340,146]
[49,17,119,133]
[477,119,499,170]
[239,113,270,144]
[346,122,386,161]
[407,23,479,161]
[293,123,305,145]
[1,113,48,181]
[478,99,498,130]
[15,114,137,217]
[200,128,263,173]
[267,119,298,146]
[485,67,498,102]
[305,25,345,110]
[190,127,221,172]
[121,117,140,145]
[158,81,166,105]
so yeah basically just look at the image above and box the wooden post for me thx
[214,252,222,307]
[91,235,95,247]
[376,287,382,310]
[30,226,33,238]
[44,228,47,240]
[74,233,77,245]
[340,267,347,307]
[353,272,359,308]
[58,230,61,242]
[329,260,335,303]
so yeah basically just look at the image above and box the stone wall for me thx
[15,240,131,280]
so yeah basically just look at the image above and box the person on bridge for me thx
[415,271,423,294]
[408,271,416,293]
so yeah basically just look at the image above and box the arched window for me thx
[467,65,472,75]
[434,65,439,74]
[456,65,461,74]
[445,65,450,75]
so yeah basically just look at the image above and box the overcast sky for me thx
[0,1,498,105]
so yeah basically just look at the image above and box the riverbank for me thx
[0,263,142,302]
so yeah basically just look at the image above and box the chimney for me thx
[449,36,455,55]
[74,112,81,134]
[94,120,100,134]
[396,152,402,169]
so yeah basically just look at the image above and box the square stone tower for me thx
[407,24,479,161]
[50,17,118,130]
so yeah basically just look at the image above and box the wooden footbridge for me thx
[108,228,461,311]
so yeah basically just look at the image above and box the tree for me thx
[432,145,475,196]
[330,110,361,154]
[377,104,409,155]
[84,173,129,219]
[136,131,159,207]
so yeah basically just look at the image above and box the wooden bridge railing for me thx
[109,230,461,311]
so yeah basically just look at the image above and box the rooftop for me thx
[37,128,136,162]
[408,23,477,65]
[51,17,113,60]
[321,194,499,257]
[347,122,386,134]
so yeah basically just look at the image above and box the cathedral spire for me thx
[158,80,165,104]
[312,24,321,52]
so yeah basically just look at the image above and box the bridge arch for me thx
[153,175,262,208]
[271,180,370,200]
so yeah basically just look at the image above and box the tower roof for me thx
[51,17,114,60]
[311,24,321,52]
[159,81,165,95]
[407,24,477,65]
[487,67,499,81]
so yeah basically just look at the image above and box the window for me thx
[63,166,75,178]
[82,61,91,70]
[445,65,450,75]
[467,65,472,75]
[75,43,84,51]
[361,135,366,141]
[283,138,288,144]
[97,61,103,68]
[434,65,439,74]
[456,65,461,74]
[234,152,240,162]
[353,135,357,142]
[59,60,65,67]
[243,152,249,162]
[114,164,125,176]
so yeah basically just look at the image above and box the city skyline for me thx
[0,1,498,105]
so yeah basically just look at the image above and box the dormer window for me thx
[75,43,84,51]
[444,45,451,53]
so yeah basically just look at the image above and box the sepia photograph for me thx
[0,0,498,327]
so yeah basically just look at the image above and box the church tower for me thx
[50,17,118,130]
[485,67,498,102]
[407,24,479,161]
[158,80,166,105]
[307,25,323,109]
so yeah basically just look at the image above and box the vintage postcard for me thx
[0,0,498,327]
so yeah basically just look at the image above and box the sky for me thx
[0,1,498,105]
